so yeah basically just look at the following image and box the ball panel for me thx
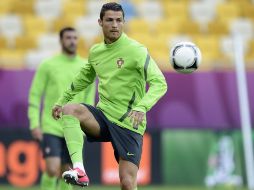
[170,41,202,74]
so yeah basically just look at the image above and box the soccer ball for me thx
[170,42,202,74]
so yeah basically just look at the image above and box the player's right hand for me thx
[52,105,63,120]
[31,128,43,142]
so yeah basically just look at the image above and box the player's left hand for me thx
[128,110,145,129]
[52,105,63,120]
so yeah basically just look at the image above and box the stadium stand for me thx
[23,16,48,36]
[0,0,253,70]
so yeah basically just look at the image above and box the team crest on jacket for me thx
[116,58,124,68]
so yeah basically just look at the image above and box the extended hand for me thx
[128,110,145,129]
[52,105,63,120]
[31,127,43,141]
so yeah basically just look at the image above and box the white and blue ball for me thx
[170,42,202,74]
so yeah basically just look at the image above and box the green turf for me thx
[0,185,248,190]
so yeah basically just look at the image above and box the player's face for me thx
[99,10,124,44]
[61,31,78,55]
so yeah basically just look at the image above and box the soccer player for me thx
[52,2,167,190]
[28,27,95,190]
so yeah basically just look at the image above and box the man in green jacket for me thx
[28,27,95,190]
[52,3,167,190]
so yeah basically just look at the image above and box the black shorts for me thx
[42,134,72,164]
[83,104,143,167]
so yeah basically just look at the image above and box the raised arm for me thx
[133,52,168,113]
[52,62,96,119]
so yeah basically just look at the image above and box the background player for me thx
[28,27,96,190]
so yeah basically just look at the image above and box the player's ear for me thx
[98,19,102,27]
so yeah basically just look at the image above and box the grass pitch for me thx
[0,185,248,190]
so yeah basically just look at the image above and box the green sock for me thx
[61,115,84,164]
[58,179,73,190]
[40,172,57,190]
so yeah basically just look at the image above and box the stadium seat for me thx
[229,18,254,41]
[168,35,193,49]
[15,36,37,50]
[35,0,62,21]
[0,37,8,50]
[52,15,76,32]
[207,20,229,35]
[193,34,221,69]
[242,2,254,20]
[153,18,183,35]
[86,0,105,16]
[0,15,23,40]
[0,50,25,70]
[90,34,104,49]
[245,39,254,67]
[75,16,101,44]
[77,36,93,55]
[37,34,60,52]
[63,1,86,17]
[11,0,35,16]
[163,1,189,20]
[216,2,241,22]
[127,18,151,34]
[180,20,201,35]
[0,0,12,14]
[78,36,90,48]
[150,41,171,71]
[189,1,216,30]
[24,50,55,69]
[136,1,163,22]
[23,15,48,36]
[151,50,172,72]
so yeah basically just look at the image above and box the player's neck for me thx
[62,51,76,58]
[104,38,116,44]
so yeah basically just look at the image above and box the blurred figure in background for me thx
[28,27,96,190]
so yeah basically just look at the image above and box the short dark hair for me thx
[100,2,125,20]
[59,27,76,39]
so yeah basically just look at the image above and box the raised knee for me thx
[62,104,83,116]
[120,177,134,190]
[62,104,75,115]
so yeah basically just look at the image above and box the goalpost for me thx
[233,34,254,190]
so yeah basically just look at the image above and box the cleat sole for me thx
[63,174,89,187]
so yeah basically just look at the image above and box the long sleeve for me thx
[83,81,96,106]
[56,62,96,106]
[28,63,48,129]
[133,54,168,113]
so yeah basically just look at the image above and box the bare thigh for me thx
[62,104,101,138]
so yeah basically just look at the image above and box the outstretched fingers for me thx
[128,110,145,129]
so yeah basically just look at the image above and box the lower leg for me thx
[119,158,138,190]
[61,115,84,170]
[40,172,57,190]
[40,157,61,190]
[60,110,90,186]
[58,179,73,190]
[61,104,101,172]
